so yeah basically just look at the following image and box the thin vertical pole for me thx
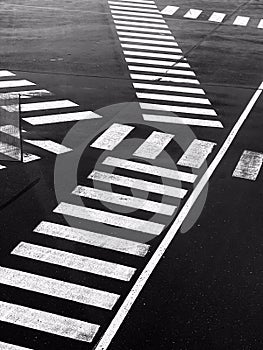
[18,94,23,163]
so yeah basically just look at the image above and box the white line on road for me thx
[208,12,226,23]
[20,100,78,112]
[130,73,199,83]
[12,241,136,281]
[161,5,179,16]
[124,50,181,59]
[129,64,193,73]
[25,140,72,155]
[232,150,263,180]
[257,19,263,29]
[184,9,202,19]
[116,25,171,33]
[0,89,52,100]
[120,37,178,45]
[117,31,174,39]
[90,123,134,150]
[109,1,157,8]
[113,15,165,23]
[0,341,33,350]
[34,221,150,257]
[133,130,174,159]
[55,202,164,235]
[136,92,211,104]
[109,5,159,13]
[117,0,155,3]
[0,80,35,89]
[23,111,102,125]
[114,20,168,28]
[233,15,250,26]
[121,44,182,52]
[0,70,16,77]
[0,266,119,309]
[140,102,217,115]
[112,10,162,17]
[94,80,263,350]
[134,83,204,94]
[0,301,99,342]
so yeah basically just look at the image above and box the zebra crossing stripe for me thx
[116,26,171,33]
[23,111,102,125]
[233,15,250,26]
[208,12,226,23]
[113,15,166,23]
[133,83,204,94]
[115,21,169,28]
[124,50,181,59]
[161,5,179,15]
[136,92,211,104]
[117,31,174,39]
[184,9,202,19]
[24,140,72,155]
[121,37,178,45]
[12,241,136,281]
[130,73,199,83]
[0,80,35,89]
[129,65,194,74]
[117,0,155,3]
[0,341,33,350]
[34,221,150,257]
[21,100,78,112]
[113,10,163,18]
[0,266,120,309]
[232,150,263,180]
[140,102,217,116]
[121,44,182,52]
[54,202,165,235]
[0,89,52,100]
[0,70,16,77]
[109,1,157,8]
[257,19,263,29]
[0,300,100,342]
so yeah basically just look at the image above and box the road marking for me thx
[134,83,204,94]
[89,170,187,199]
[24,140,72,155]
[112,10,162,17]
[23,111,102,125]
[208,12,226,23]
[116,25,171,33]
[113,15,165,23]
[0,89,52,99]
[126,57,190,66]
[0,70,16,77]
[115,20,168,28]
[130,72,199,83]
[140,102,217,115]
[121,44,182,52]
[0,164,7,170]
[124,50,181,59]
[184,9,202,19]
[22,153,41,163]
[55,202,164,235]
[177,139,216,168]
[0,141,22,160]
[34,221,150,257]
[109,1,157,8]
[90,123,134,150]
[233,15,250,26]
[133,131,174,159]
[109,5,160,13]
[161,6,179,16]
[129,64,194,73]
[0,80,35,89]
[0,300,99,342]
[117,0,155,3]
[143,114,224,128]
[136,92,211,104]
[12,241,136,281]
[117,31,174,39]
[0,341,33,349]
[72,185,176,215]
[120,37,178,45]
[0,266,119,310]
[257,19,263,29]
[20,100,78,112]
[103,156,197,182]
[94,80,263,350]
[232,150,263,180]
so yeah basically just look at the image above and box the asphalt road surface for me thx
[0,0,263,349]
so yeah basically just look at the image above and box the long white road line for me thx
[136,92,211,104]
[113,15,166,23]
[0,341,33,350]
[94,82,263,350]
[109,5,160,12]
[115,21,168,28]
[12,241,136,281]
[124,50,181,59]
[121,43,182,52]
[116,26,171,34]
[117,31,174,39]
[134,83,204,94]
[23,111,102,125]
[122,38,179,45]
[130,73,199,83]
[109,1,157,8]
[34,221,150,257]
[0,266,119,310]
[140,102,217,115]
[129,65,193,73]
[113,11,163,18]
[0,301,100,342]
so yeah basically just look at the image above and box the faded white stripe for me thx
[0,341,32,350]
[232,150,263,180]
[0,80,35,89]
[133,83,204,94]
[208,12,226,23]
[143,114,223,128]
[233,16,250,26]
[25,140,72,155]
[184,9,202,19]
[137,92,211,104]
[140,102,217,116]
[23,111,102,125]
[161,5,179,15]
[0,89,52,100]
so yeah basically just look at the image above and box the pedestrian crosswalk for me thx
[232,150,263,181]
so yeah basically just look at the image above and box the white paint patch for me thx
[55,202,164,235]
[208,12,226,23]
[113,15,165,23]
[34,221,150,257]
[121,37,178,45]
[124,50,181,59]
[103,156,197,183]
[177,139,216,168]
[90,123,134,150]
[136,92,211,105]
[0,300,99,342]
[25,140,72,155]
[257,19,263,29]
[20,100,78,112]
[184,9,202,19]
[0,266,119,309]
[112,10,162,18]
[121,44,182,52]
[23,111,102,125]
[109,5,159,13]
[22,153,41,163]
[89,170,187,199]
[232,150,263,180]
[129,65,194,75]
[12,241,136,281]
[0,70,16,77]
[161,5,179,15]
[233,16,250,26]
[0,164,7,170]
[130,74,198,83]
[114,20,168,28]
[0,89,52,100]
[117,0,155,3]
[117,31,174,39]
[0,124,20,138]
[73,185,176,215]
[0,341,33,350]
[134,83,204,94]
[140,102,217,116]
[0,80,35,89]
[0,141,22,160]
[116,26,171,34]
[109,1,157,8]
[143,114,224,128]
[133,131,174,159]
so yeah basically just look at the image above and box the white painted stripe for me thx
[112,10,162,18]
[126,59,194,68]
[0,266,119,310]
[143,114,224,128]
[109,5,159,13]
[55,202,164,235]
[21,100,78,112]
[73,186,176,215]
[116,0,155,3]
[114,20,168,28]
[109,1,157,8]
[177,139,216,168]
[137,92,211,105]
[103,156,197,183]
[131,73,199,84]
[116,26,171,34]
[184,9,202,19]
[0,141,22,160]
[133,83,204,94]
[0,70,15,77]
[120,37,178,46]
[13,241,136,281]
[133,131,174,159]
[208,12,226,23]
[121,44,182,53]
[0,300,99,342]
[22,153,41,163]
[0,341,32,350]
[25,140,72,155]
[0,164,7,170]
[94,81,263,350]
[124,50,181,59]
[128,64,194,73]
[23,111,102,125]
[113,15,165,23]
[0,80,35,89]
[89,170,187,199]
[117,31,174,39]
[140,102,217,116]
[233,15,250,26]
[0,124,20,138]
[232,150,263,180]
[257,19,263,29]
[161,5,179,16]
[0,89,52,100]
[90,123,134,150]
[34,221,150,257]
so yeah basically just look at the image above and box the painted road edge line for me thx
[94,82,263,350]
